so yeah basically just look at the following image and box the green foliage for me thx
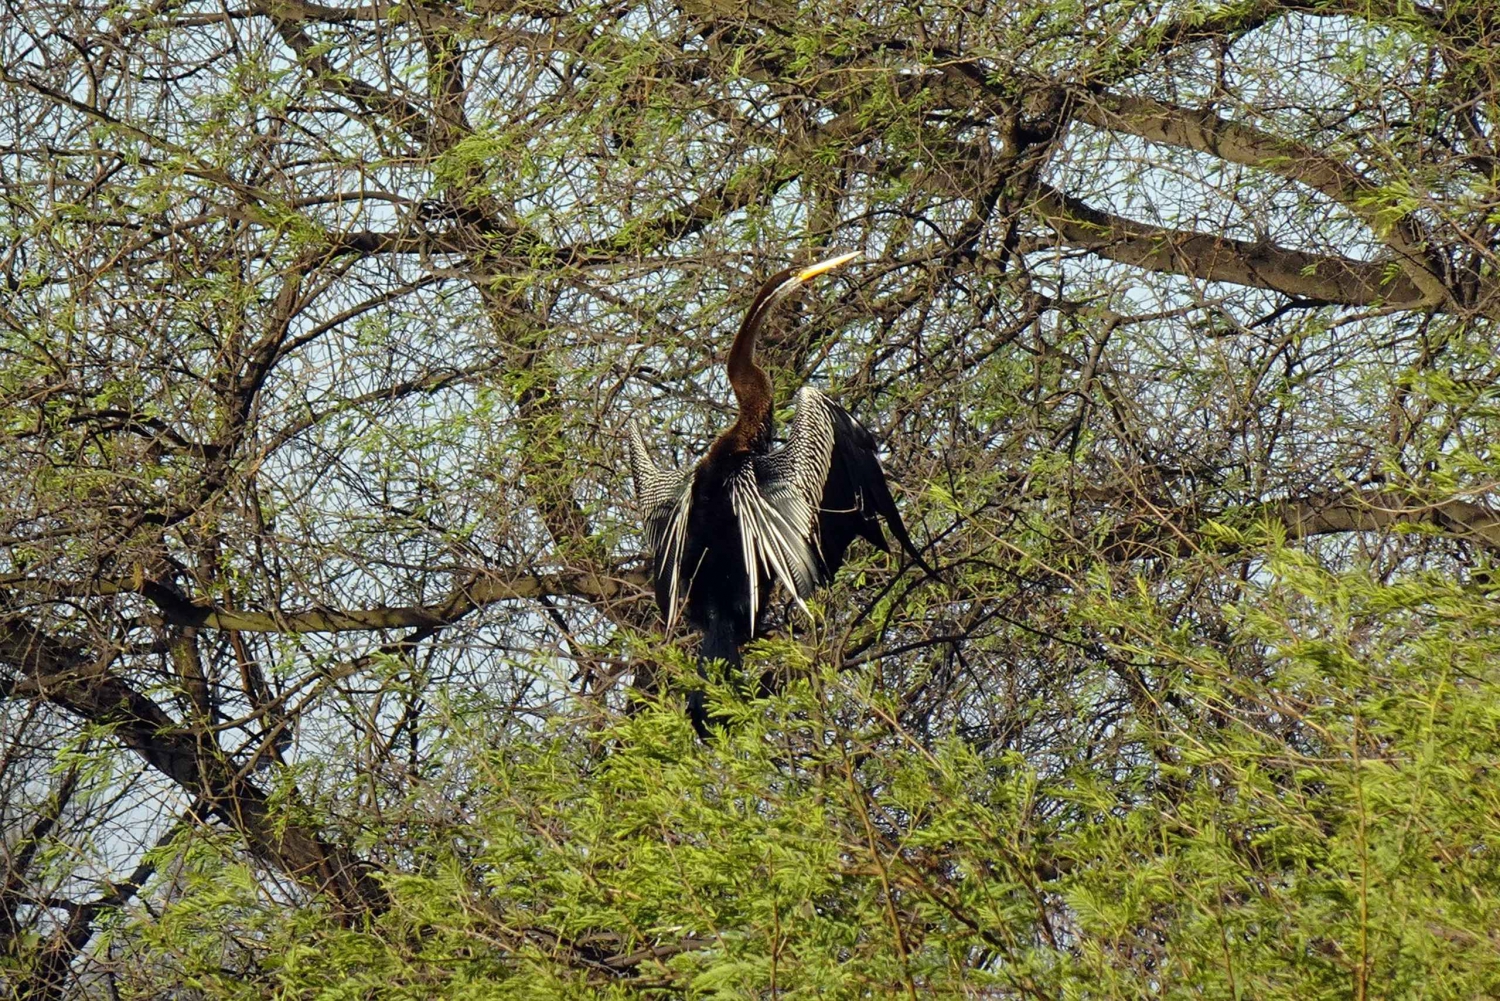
[128,548,1500,997]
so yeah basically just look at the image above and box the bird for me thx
[625,251,930,733]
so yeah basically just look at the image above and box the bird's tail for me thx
[689,612,741,739]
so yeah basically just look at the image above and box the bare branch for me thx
[1102,488,1500,560]
[1073,90,1455,310]
[1030,182,1432,308]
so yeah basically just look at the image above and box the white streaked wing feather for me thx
[658,475,693,632]
[626,421,695,631]
[753,386,837,568]
[627,420,682,499]
[729,463,817,616]
[786,387,839,510]
[750,485,816,603]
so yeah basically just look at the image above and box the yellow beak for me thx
[795,250,862,283]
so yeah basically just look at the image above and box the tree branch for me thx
[1030,182,1431,308]
[0,621,387,920]
[1073,90,1454,310]
[3,570,650,634]
[15,806,198,1001]
[1102,487,1500,560]
[252,0,434,146]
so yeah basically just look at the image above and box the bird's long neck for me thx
[720,296,777,454]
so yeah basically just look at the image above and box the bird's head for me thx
[739,250,862,340]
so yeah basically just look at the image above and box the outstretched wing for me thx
[754,386,929,582]
[625,420,689,619]
[726,458,821,626]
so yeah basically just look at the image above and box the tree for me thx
[1,0,1498,996]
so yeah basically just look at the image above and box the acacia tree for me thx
[1,0,1498,996]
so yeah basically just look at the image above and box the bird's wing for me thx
[656,480,694,631]
[727,459,821,624]
[625,420,690,621]
[755,386,929,582]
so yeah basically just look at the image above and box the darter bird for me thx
[626,252,930,733]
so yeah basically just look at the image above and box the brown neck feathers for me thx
[719,345,773,454]
[718,266,800,453]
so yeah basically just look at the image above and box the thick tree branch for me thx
[1030,182,1431,308]
[252,0,433,146]
[325,153,807,271]
[1102,488,1500,560]
[1073,90,1455,310]
[0,766,78,958]
[1115,0,1447,77]
[3,570,650,634]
